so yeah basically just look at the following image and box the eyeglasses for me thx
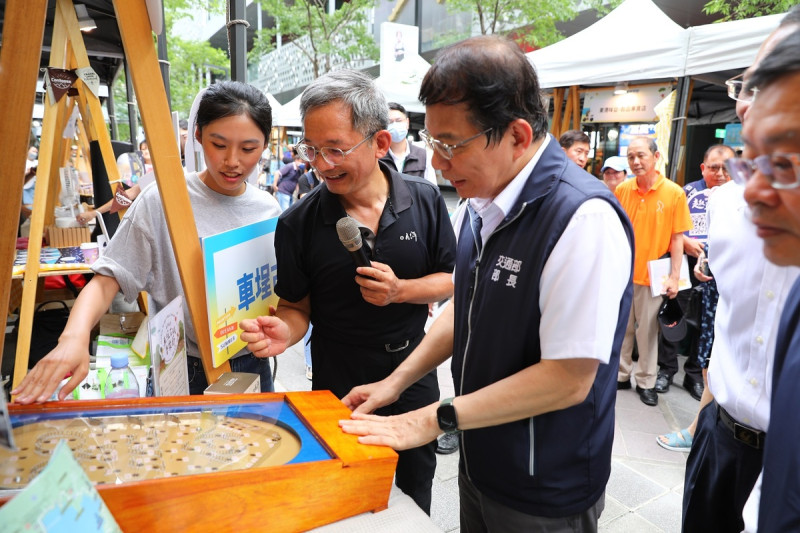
[419,128,492,160]
[725,153,800,190]
[295,132,376,167]
[704,163,730,176]
[725,73,758,103]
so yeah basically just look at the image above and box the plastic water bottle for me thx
[104,353,140,399]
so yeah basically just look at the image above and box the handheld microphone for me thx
[336,217,372,268]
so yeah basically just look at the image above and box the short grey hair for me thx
[300,69,388,137]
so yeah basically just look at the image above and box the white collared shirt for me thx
[452,134,631,362]
[706,181,800,431]
[388,143,410,176]
[390,141,438,186]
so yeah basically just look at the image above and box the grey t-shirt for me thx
[92,172,282,358]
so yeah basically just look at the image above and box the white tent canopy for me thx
[528,0,687,88]
[272,93,303,128]
[264,91,283,122]
[527,0,782,89]
[684,14,782,76]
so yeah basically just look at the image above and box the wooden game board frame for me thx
[0,391,398,531]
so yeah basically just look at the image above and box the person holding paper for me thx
[13,81,282,403]
[614,136,692,406]
[655,144,736,403]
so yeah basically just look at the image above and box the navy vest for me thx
[452,139,634,517]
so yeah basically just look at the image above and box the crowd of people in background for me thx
[12,6,800,531]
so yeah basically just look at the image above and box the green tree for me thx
[702,0,794,21]
[163,0,228,118]
[251,0,379,78]
[443,0,623,48]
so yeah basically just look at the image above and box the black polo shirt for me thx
[275,161,456,347]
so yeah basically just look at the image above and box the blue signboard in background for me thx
[725,123,743,151]
[618,124,657,157]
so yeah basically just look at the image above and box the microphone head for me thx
[336,217,363,252]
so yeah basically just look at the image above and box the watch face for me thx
[437,403,458,432]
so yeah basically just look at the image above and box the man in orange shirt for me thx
[615,137,692,406]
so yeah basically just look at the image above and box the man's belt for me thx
[384,340,410,353]
[717,402,766,450]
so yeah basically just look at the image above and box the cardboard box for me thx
[204,372,260,395]
[99,312,146,336]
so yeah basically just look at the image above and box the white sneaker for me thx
[305,366,313,381]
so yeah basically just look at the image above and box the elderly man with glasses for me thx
[738,26,800,532]
[679,8,800,533]
[338,35,633,531]
[241,69,455,514]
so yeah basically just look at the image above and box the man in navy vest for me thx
[340,35,634,531]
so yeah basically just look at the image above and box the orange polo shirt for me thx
[615,172,692,286]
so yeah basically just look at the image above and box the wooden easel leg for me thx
[0,0,49,388]
[113,0,230,383]
[11,4,73,394]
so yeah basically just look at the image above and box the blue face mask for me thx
[298,162,306,171]
[387,121,409,143]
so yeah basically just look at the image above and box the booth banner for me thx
[725,123,743,149]
[380,22,420,80]
[619,124,657,156]
[581,85,672,124]
[654,90,677,175]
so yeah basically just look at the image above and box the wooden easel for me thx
[112,0,229,382]
[3,0,228,395]
[9,0,124,391]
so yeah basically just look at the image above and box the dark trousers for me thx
[658,329,703,383]
[682,402,763,533]
[658,255,703,384]
[311,332,438,515]
[459,468,604,533]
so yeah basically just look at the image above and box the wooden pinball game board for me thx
[0,391,398,532]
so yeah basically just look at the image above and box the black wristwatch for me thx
[437,397,460,434]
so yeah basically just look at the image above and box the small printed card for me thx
[150,295,188,397]
[647,255,691,297]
